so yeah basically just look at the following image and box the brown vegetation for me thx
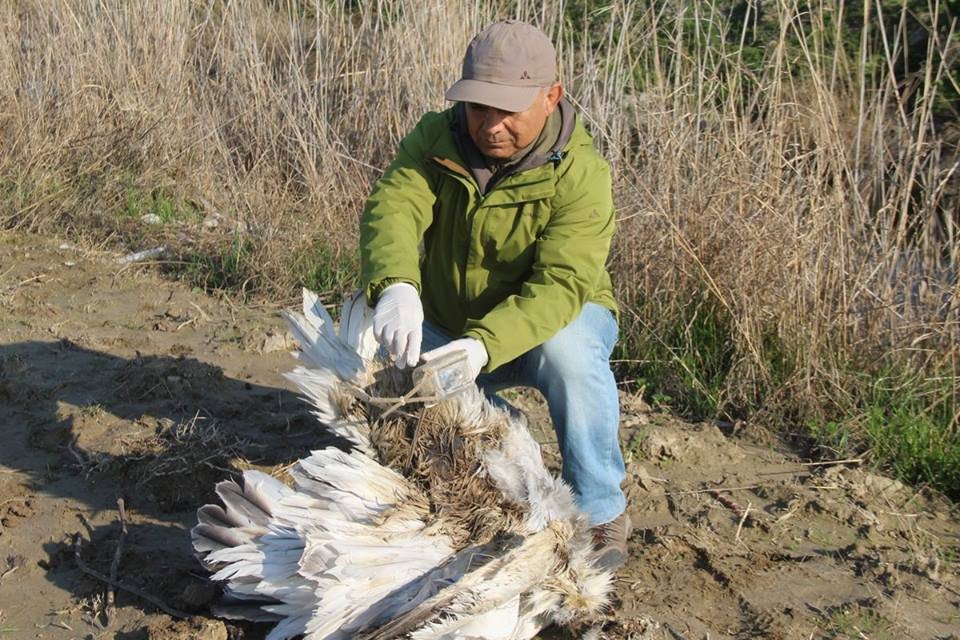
[0,0,957,491]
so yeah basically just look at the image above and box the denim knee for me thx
[528,304,618,383]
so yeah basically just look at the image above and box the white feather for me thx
[484,423,582,533]
[193,288,613,639]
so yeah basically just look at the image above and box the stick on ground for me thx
[105,497,129,625]
[72,533,188,619]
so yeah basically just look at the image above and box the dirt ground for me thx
[0,231,958,640]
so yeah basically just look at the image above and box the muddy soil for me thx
[0,232,958,640]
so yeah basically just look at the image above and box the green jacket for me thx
[360,104,617,372]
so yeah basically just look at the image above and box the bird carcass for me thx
[191,290,613,639]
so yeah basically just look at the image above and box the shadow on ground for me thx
[0,339,350,637]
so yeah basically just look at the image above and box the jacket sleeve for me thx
[462,151,616,370]
[360,115,440,303]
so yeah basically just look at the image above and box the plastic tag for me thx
[412,349,472,405]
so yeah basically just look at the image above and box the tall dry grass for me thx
[0,0,957,491]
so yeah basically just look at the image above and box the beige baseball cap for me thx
[445,20,557,113]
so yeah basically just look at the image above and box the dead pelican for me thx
[191,290,612,639]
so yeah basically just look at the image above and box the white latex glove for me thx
[372,282,423,368]
[420,337,489,382]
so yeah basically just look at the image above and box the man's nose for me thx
[480,109,507,132]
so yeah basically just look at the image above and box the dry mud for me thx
[0,232,958,640]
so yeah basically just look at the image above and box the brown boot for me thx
[590,512,632,571]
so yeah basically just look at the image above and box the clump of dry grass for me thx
[0,0,957,492]
[121,412,252,510]
[129,412,250,482]
[600,4,957,412]
[0,0,483,293]
[592,0,958,492]
[69,412,250,485]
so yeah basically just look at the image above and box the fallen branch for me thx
[66,439,88,468]
[800,458,863,467]
[734,501,752,543]
[105,498,129,625]
[713,491,748,519]
[72,533,188,619]
[0,556,23,583]
[662,484,764,496]
[759,458,863,477]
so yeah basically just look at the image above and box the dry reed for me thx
[0,0,956,490]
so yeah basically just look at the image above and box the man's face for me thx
[464,83,564,159]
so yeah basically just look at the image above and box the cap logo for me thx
[520,70,531,79]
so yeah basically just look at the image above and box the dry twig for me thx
[713,492,743,514]
[72,533,187,619]
[105,498,129,625]
[734,501,752,543]
[800,458,863,467]
[0,556,24,583]
[664,484,764,496]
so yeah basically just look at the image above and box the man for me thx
[360,20,630,569]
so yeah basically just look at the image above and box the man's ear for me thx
[544,82,564,114]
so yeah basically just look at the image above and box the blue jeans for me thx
[422,303,626,526]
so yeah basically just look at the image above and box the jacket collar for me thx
[428,99,581,195]
[452,99,576,194]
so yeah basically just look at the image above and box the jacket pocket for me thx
[477,202,549,268]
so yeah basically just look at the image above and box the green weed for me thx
[819,606,891,639]
[0,178,24,204]
[808,366,959,499]
[78,403,105,419]
[291,240,359,313]
[938,544,959,565]
[861,373,960,498]
[808,419,853,457]
[122,178,198,224]
[616,296,734,420]
[178,237,258,296]
[622,424,650,464]
[0,175,68,230]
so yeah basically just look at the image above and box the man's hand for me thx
[420,338,488,382]
[372,283,423,368]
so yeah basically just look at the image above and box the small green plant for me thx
[860,372,960,498]
[78,403,105,419]
[938,545,958,565]
[616,295,734,420]
[179,237,258,295]
[806,365,959,499]
[650,392,673,409]
[623,425,650,463]
[0,178,20,201]
[122,178,198,224]
[293,242,360,293]
[292,239,359,312]
[820,606,890,639]
[0,174,67,230]
[808,419,853,456]
[0,179,28,228]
